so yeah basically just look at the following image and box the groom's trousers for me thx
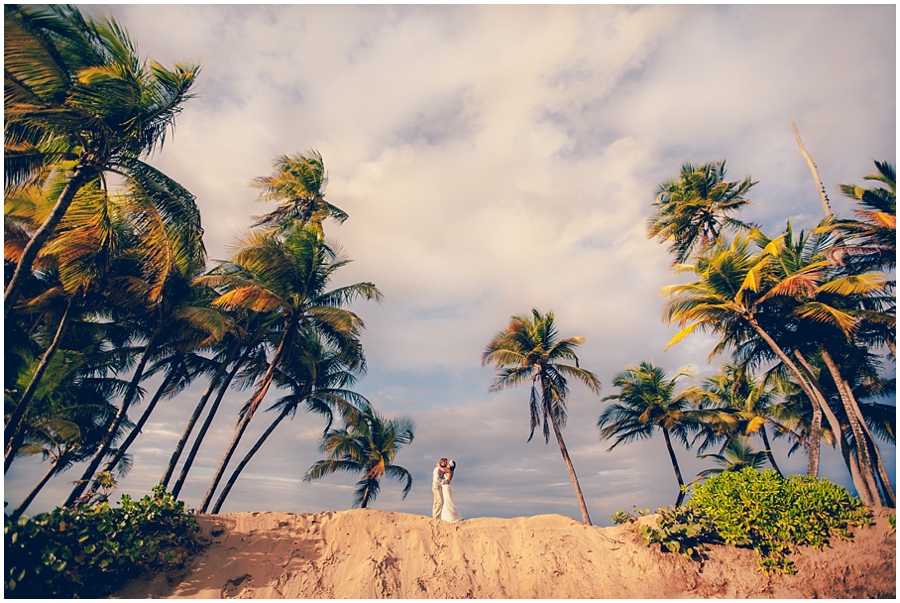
[432,482,443,519]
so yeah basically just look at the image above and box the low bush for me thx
[640,468,872,574]
[4,486,201,598]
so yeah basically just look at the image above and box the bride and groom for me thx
[432,457,463,523]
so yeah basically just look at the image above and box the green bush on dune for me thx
[640,468,872,574]
[4,486,201,598]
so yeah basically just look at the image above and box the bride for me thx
[440,459,463,523]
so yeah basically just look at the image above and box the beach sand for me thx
[115,507,895,598]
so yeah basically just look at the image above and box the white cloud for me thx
[5,4,893,525]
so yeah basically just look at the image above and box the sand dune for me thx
[116,508,895,599]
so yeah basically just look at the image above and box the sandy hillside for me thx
[116,508,895,599]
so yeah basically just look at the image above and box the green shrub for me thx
[5,486,201,598]
[641,468,872,574]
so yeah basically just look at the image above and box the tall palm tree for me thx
[304,404,414,509]
[598,362,715,506]
[648,161,756,264]
[251,150,348,237]
[197,227,381,513]
[482,310,600,525]
[4,4,200,316]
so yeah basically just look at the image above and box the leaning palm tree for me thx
[251,150,348,237]
[197,226,381,513]
[648,160,756,264]
[482,310,600,525]
[304,404,414,509]
[4,4,201,316]
[598,361,716,506]
[209,331,368,513]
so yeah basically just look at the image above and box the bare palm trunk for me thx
[794,350,875,504]
[5,168,94,318]
[758,425,783,477]
[64,326,163,507]
[199,329,292,513]
[161,347,236,490]
[210,408,290,514]
[100,364,180,477]
[792,121,832,217]
[661,427,686,506]
[5,297,75,472]
[171,359,243,498]
[549,415,592,525]
[820,349,885,506]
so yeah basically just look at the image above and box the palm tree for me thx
[661,233,836,478]
[648,161,756,264]
[211,334,368,513]
[251,150,348,237]
[482,310,600,525]
[197,227,381,513]
[696,436,770,479]
[598,362,715,506]
[4,4,200,316]
[832,160,896,274]
[303,404,414,509]
[700,363,789,476]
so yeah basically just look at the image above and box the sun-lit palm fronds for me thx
[4,3,201,316]
[648,161,757,265]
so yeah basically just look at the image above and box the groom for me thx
[432,458,451,519]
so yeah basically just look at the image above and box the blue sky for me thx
[4,3,896,526]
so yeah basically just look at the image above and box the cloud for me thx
[5,4,893,525]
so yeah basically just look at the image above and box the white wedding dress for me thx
[440,481,463,523]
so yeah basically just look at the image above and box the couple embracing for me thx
[432,457,463,523]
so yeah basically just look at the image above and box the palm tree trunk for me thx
[5,168,94,318]
[820,349,885,506]
[791,121,832,217]
[661,427,686,506]
[745,317,831,476]
[64,325,163,507]
[161,346,237,490]
[758,425,783,477]
[794,350,875,504]
[171,358,243,498]
[199,328,292,513]
[549,415,592,525]
[100,363,180,477]
[5,296,75,472]
[210,407,290,514]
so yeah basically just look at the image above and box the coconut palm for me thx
[4,4,200,316]
[304,404,414,509]
[661,233,837,478]
[832,160,896,274]
[598,362,716,506]
[648,161,756,265]
[251,150,348,237]
[196,226,381,513]
[696,436,770,479]
[482,310,600,525]
[211,334,368,513]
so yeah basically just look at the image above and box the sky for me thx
[4,3,896,527]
